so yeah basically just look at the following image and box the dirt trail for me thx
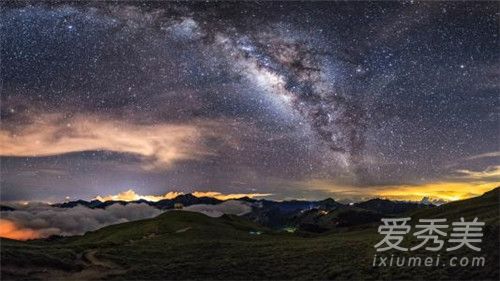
[29,249,126,280]
[83,249,120,269]
[175,227,192,233]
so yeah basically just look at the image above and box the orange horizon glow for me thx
[303,179,498,203]
[94,189,273,202]
[373,182,498,202]
[0,219,40,240]
[191,191,273,200]
[2,185,498,242]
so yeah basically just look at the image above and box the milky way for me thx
[0,2,498,201]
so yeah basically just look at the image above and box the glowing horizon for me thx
[1,186,497,241]
[91,183,499,204]
[94,189,273,202]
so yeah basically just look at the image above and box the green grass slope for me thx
[64,211,269,247]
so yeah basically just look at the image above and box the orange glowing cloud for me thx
[191,191,273,200]
[95,189,184,202]
[0,114,213,170]
[0,219,40,240]
[94,189,272,202]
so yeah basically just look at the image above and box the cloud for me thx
[191,191,272,200]
[184,200,252,217]
[164,17,203,40]
[0,219,40,240]
[464,151,500,161]
[0,199,255,240]
[95,189,272,202]
[0,203,163,240]
[95,189,183,202]
[0,114,213,170]
[446,151,500,168]
[454,165,500,181]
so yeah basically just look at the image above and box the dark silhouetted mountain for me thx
[316,198,342,209]
[132,199,155,205]
[152,194,221,209]
[52,194,222,210]
[291,196,449,233]
[52,199,136,209]
[243,199,344,228]
[291,206,384,233]
[52,199,101,208]
[235,196,257,203]
[354,198,429,214]
[96,200,129,208]
[152,199,176,209]
[334,208,384,226]
[173,194,221,206]
[0,205,15,211]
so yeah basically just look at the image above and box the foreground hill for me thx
[1,188,499,280]
[67,211,268,246]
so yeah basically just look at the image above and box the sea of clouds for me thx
[0,200,253,239]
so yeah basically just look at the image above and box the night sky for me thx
[1,1,498,203]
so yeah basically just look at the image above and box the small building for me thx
[174,203,184,209]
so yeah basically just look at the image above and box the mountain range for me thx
[25,193,431,232]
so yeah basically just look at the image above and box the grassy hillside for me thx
[64,211,268,246]
[1,188,499,280]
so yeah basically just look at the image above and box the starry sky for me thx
[1,1,498,203]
